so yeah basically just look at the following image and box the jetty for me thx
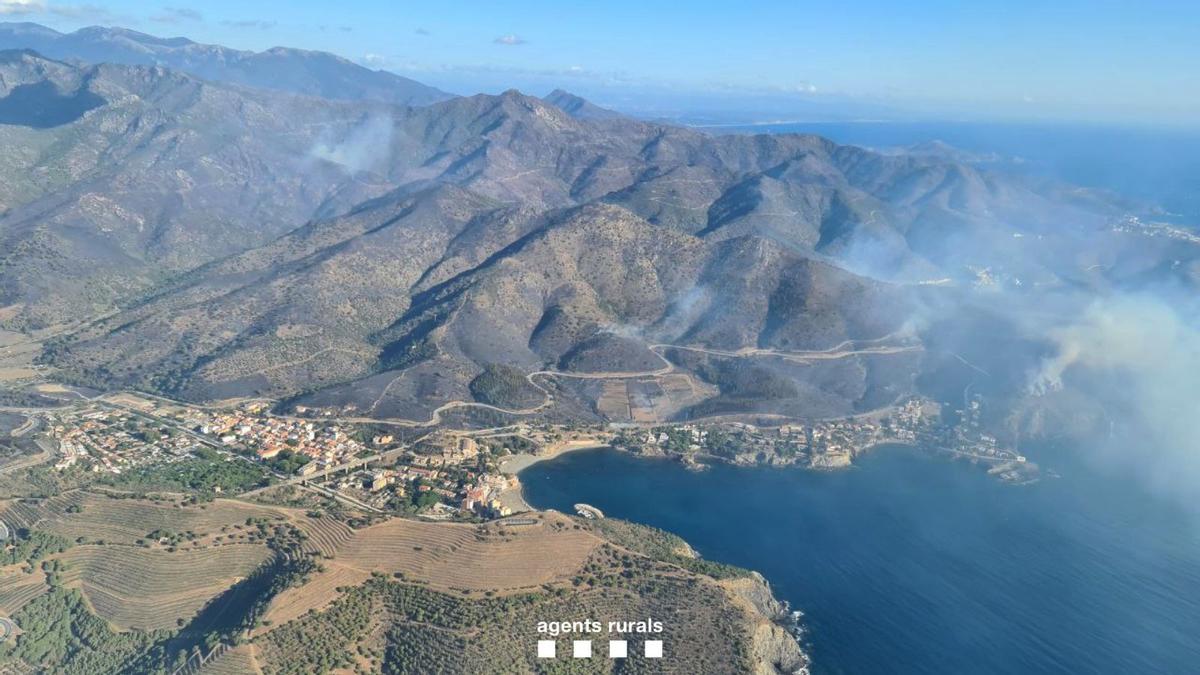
[574,503,605,519]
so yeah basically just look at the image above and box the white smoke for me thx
[1033,294,1198,392]
[657,285,712,340]
[1031,292,1200,501]
[309,113,394,174]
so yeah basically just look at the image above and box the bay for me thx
[520,445,1200,674]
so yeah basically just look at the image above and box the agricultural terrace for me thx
[59,544,271,630]
[258,564,371,631]
[0,566,48,614]
[0,493,303,546]
[197,644,265,675]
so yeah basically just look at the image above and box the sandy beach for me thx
[497,439,608,512]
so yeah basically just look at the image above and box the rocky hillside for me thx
[0,49,1177,422]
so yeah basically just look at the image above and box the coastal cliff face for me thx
[580,517,807,673]
[722,574,810,675]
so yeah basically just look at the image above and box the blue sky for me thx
[2,0,1198,125]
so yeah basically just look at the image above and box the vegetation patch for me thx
[468,363,543,409]
[98,447,272,496]
[257,562,753,675]
[0,587,166,674]
[588,517,752,580]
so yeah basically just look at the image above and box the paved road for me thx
[322,337,918,428]
[10,416,40,438]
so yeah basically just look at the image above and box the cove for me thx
[519,445,1200,674]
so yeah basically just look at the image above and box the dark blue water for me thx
[720,121,1200,223]
[520,446,1200,674]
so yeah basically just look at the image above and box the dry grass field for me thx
[331,512,601,594]
[596,379,632,420]
[593,373,716,422]
[0,331,41,382]
[0,368,37,383]
[100,393,157,411]
[59,544,271,630]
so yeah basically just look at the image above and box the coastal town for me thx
[610,396,1036,483]
[13,388,1037,523]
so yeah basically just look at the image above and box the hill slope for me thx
[0,51,1174,420]
[0,22,453,106]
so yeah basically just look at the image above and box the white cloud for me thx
[0,0,44,15]
[219,18,276,30]
[151,6,202,23]
[494,34,526,46]
[0,0,119,21]
[48,3,120,21]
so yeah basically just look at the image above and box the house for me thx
[366,471,390,492]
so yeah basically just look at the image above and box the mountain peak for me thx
[543,88,622,120]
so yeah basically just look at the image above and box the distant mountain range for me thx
[0,22,453,106]
[0,29,1192,425]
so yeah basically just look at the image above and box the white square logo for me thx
[645,640,663,658]
[537,640,556,658]
[608,640,628,658]
[573,640,592,658]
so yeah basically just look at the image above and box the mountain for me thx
[0,50,406,330]
[0,22,453,106]
[0,51,1182,423]
[543,89,623,120]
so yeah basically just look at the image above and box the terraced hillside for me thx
[0,493,285,545]
[60,544,271,630]
[0,566,47,614]
[293,513,355,558]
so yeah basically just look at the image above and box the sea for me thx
[520,445,1200,674]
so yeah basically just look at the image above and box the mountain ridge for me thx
[0,50,1176,424]
[0,21,454,106]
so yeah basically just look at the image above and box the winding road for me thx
[322,334,921,428]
